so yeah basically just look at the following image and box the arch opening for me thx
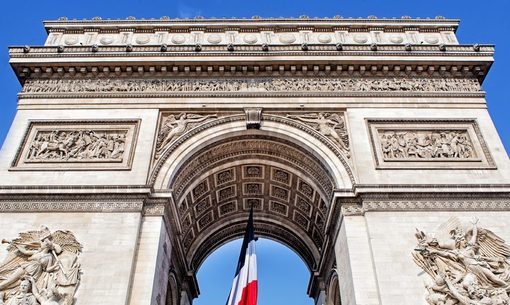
[194,238,314,305]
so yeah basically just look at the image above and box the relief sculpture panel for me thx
[380,130,476,160]
[12,121,139,170]
[0,226,82,305]
[368,120,495,169]
[21,77,481,96]
[413,218,510,305]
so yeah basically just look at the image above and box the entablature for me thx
[9,44,493,84]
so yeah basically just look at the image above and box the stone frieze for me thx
[12,121,139,170]
[22,77,481,95]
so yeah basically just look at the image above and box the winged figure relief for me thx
[413,217,510,305]
[155,113,218,157]
[287,113,350,154]
[0,227,82,305]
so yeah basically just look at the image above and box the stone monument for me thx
[0,16,508,305]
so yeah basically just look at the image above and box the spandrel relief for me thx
[287,113,349,154]
[12,121,139,170]
[155,113,217,158]
[0,227,82,305]
[413,217,510,305]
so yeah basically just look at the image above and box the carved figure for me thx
[26,130,127,162]
[380,130,475,160]
[288,113,349,152]
[22,78,482,95]
[0,227,82,305]
[26,277,59,305]
[0,278,38,305]
[156,113,217,155]
[413,218,510,305]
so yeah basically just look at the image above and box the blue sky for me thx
[196,238,311,305]
[0,1,508,304]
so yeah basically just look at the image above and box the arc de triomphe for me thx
[0,17,509,305]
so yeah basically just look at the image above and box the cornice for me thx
[351,184,510,193]
[10,44,493,58]
[0,185,153,195]
[43,17,460,33]
[9,44,493,84]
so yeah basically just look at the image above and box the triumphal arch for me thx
[0,16,509,305]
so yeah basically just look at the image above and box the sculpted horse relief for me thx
[0,227,82,305]
[27,130,126,162]
[413,218,510,305]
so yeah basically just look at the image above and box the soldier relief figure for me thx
[0,227,82,305]
[22,78,481,94]
[413,217,510,305]
[380,130,475,160]
[27,130,126,162]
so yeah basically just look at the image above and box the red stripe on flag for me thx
[237,280,258,305]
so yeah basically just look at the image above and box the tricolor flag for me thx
[226,208,258,305]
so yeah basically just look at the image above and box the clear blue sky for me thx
[0,1,509,304]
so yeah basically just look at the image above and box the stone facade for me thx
[0,17,509,305]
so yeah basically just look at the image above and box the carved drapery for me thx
[413,217,510,305]
[0,227,82,305]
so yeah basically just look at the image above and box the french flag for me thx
[226,208,258,305]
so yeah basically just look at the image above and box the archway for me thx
[151,114,353,302]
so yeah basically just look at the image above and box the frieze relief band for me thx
[21,77,482,96]
[340,200,510,216]
[0,201,143,213]
[413,217,510,305]
[368,119,495,169]
[12,121,140,171]
[0,227,82,305]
